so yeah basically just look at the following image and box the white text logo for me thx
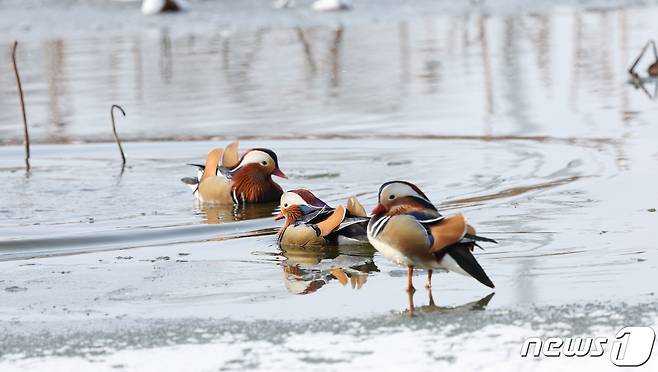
[520,326,655,367]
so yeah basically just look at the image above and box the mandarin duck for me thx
[367,181,496,292]
[181,142,287,204]
[628,40,658,78]
[275,189,369,247]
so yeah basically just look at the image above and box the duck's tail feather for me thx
[463,233,498,244]
[446,244,495,288]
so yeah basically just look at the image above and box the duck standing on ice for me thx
[275,189,368,246]
[367,181,497,292]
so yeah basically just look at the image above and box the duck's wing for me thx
[335,217,369,233]
[314,205,346,237]
[217,142,240,178]
[333,216,369,242]
[368,213,433,257]
[299,205,334,224]
[390,211,486,253]
[221,142,240,168]
[346,196,367,217]
[415,213,495,288]
[197,175,233,204]
[201,148,222,182]
[422,214,468,253]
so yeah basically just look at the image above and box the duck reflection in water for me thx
[404,288,495,316]
[199,203,278,224]
[280,244,377,295]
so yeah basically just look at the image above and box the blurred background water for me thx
[2,0,658,143]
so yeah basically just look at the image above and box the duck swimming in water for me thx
[181,142,287,204]
[275,189,369,247]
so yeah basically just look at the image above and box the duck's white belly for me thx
[369,238,442,270]
[368,235,472,275]
[438,253,470,276]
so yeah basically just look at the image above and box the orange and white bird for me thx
[367,181,496,292]
[181,142,287,204]
[275,189,368,246]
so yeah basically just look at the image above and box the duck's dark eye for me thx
[389,195,395,200]
[261,161,267,166]
[284,203,288,208]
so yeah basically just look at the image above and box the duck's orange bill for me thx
[272,168,288,179]
[371,203,387,215]
[274,211,285,220]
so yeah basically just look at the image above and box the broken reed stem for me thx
[651,40,658,61]
[11,41,30,171]
[628,42,648,76]
[110,104,127,166]
[628,39,658,76]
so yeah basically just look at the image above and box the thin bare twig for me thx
[628,39,657,77]
[110,104,126,166]
[11,41,30,171]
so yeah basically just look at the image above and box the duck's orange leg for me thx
[407,285,416,316]
[425,269,433,289]
[406,266,415,294]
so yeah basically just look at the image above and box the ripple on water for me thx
[0,137,615,261]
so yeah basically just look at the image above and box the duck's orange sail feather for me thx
[428,214,468,253]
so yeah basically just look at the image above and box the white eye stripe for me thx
[237,150,273,168]
[279,192,308,208]
[380,183,426,202]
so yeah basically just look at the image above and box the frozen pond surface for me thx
[1,0,658,370]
